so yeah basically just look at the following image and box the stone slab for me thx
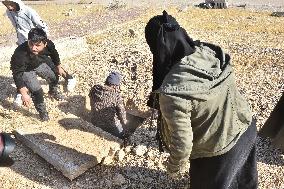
[14,115,122,180]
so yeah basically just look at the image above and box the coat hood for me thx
[159,43,234,100]
[90,84,118,101]
[3,0,25,12]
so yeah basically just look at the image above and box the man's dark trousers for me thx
[22,63,59,107]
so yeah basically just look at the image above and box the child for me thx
[89,72,128,138]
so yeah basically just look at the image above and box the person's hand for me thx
[19,87,31,107]
[166,159,189,180]
[57,65,66,77]
[22,93,31,107]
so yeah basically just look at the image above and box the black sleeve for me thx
[10,51,27,89]
[46,39,60,66]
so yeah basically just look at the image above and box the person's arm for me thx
[6,11,17,30]
[46,39,66,77]
[46,39,60,66]
[159,94,193,175]
[29,8,49,35]
[116,94,127,126]
[10,50,32,107]
[10,51,27,90]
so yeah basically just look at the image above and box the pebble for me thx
[115,149,126,161]
[133,145,148,156]
[113,173,127,186]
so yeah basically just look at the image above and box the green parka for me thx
[157,43,253,171]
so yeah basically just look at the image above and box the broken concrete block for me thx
[14,116,122,180]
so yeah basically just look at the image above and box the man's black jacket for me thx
[10,39,60,89]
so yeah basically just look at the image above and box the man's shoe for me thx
[48,90,65,101]
[13,93,22,107]
[67,77,76,92]
[39,112,50,122]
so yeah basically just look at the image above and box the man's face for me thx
[3,1,17,11]
[28,41,47,55]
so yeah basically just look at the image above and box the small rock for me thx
[146,149,155,160]
[102,156,113,165]
[109,146,120,156]
[115,149,125,161]
[104,179,112,188]
[129,29,135,37]
[113,173,126,186]
[124,146,132,153]
[144,177,154,183]
[133,145,147,156]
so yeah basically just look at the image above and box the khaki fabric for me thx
[158,43,252,169]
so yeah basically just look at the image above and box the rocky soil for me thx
[0,1,284,189]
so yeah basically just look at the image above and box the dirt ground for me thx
[0,1,284,189]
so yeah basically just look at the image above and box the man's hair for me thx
[2,1,20,11]
[28,28,47,44]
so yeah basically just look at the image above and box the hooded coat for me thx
[89,84,127,138]
[4,0,48,45]
[145,12,253,173]
[158,43,252,163]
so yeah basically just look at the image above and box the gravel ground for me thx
[0,1,284,189]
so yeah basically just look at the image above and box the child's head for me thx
[2,1,19,11]
[105,72,121,87]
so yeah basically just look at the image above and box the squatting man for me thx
[10,28,66,121]
[2,0,76,106]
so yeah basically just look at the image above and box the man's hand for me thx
[22,93,31,107]
[57,65,66,78]
[19,87,31,107]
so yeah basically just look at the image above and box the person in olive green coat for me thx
[259,93,284,151]
[145,11,258,189]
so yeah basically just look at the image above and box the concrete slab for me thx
[14,115,122,180]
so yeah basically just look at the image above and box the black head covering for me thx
[145,11,199,92]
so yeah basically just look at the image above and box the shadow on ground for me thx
[0,75,39,119]
[256,136,284,166]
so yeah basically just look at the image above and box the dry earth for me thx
[0,1,284,189]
